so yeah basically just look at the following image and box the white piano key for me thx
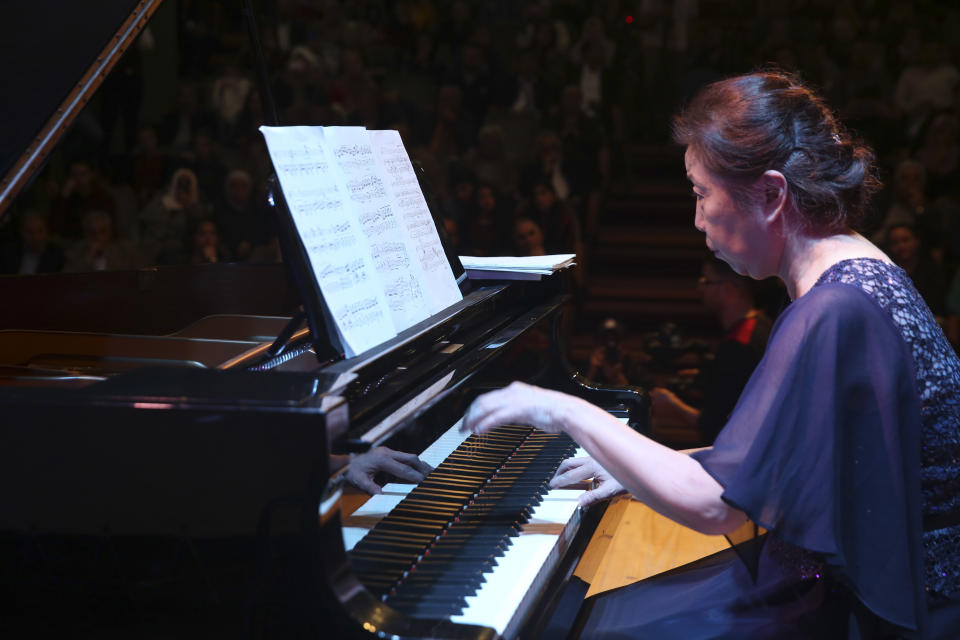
[344,418,593,634]
[417,418,470,468]
[342,527,368,552]
[451,482,585,637]
[350,490,410,518]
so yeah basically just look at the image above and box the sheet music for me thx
[259,126,396,357]
[367,129,463,314]
[322,126,431,331]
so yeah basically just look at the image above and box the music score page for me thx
[259,125,461,357]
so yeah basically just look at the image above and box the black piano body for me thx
[0,2,650,638]
[0,279,648,639]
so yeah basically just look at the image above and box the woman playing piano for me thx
[464,71,960,638]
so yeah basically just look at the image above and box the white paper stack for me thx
[458,254,576,280]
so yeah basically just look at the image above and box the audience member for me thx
[513,217,545,256]
[886,223,947,317]
[427,84,474,160]
[438,164,476,229]
[177,129,225,203]
[0,211,64,275]
[649,256,772,446]
[915,112,960,203]
[131,125,168,206]
[585,317,640,387]
[465,124,519,195]
[189,219,230,264]
[139,168,206,266]
[212,169,264,261]
[64,211,138,272]
[462,182,512,257]
[871,158,944,260]
[441,217,462,254]
[158,81,215,155]
[51,160,116,242]
[529,181,581,256]
[519,131,576,206]
[210,62,253,139]
[894,41,960,141]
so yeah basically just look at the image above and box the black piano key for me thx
[391,601,464,618]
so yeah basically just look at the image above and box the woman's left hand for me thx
[462,381,568,435]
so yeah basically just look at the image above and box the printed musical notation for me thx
[384,273,425,312]
[261,125,398,357]
[372,241,411,272]
[323,126,432,330]
[260,125,463,356]
[335,296,385,331]
[368,129,462,312]
[318,258,369,292]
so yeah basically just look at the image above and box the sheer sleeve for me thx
[691,283,926,632]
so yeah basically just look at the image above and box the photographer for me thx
[586,317,637,387]
[650,256,771,445]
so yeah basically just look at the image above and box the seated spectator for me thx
[547,83,610,237]
[177,129,225,204]
[329,48,378,123]
[139,168,206,265]
[529,181,580,256]
[441,217,462,255]
[64,211,139,272]
[513,217,545,256]
[871,158,944,260]
[649,256,772,446]
[438,164,476,228]
[212,169,265,261]
[131,125,169,206]
[210,62,253,140]
[915,112,960,203]
[585,317,641,387]
[465,124,519,195]
[886,223,947,318]
[274,45,331,126]
[51,159,116,242]
[189,219,230,264]
[463,182,513,257]
[502,49,547,116]
[894,41,960,141]
[0,210,64,275]
[427,84,474,160]
[519,131,576,205]
[158,81,216,155]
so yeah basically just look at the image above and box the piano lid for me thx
[0,0,163,219]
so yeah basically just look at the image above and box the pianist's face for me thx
[685,147,778,279]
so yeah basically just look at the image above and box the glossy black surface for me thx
[0,369,341,638]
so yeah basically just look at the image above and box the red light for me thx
[625,16,633,24]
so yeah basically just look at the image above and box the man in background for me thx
[650,256,772,446]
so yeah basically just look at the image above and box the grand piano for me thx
[0,2,649,638]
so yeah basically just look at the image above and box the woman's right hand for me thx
[550,456,627,507]
[461,381,569,435]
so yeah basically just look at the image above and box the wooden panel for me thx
[574,497,729,597]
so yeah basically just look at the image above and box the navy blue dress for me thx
[580,259,960,639]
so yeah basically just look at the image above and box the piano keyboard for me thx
[343,421,588,637]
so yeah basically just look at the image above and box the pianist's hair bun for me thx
[672,70,881,234]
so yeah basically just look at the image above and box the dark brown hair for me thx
[673,71,881,233]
